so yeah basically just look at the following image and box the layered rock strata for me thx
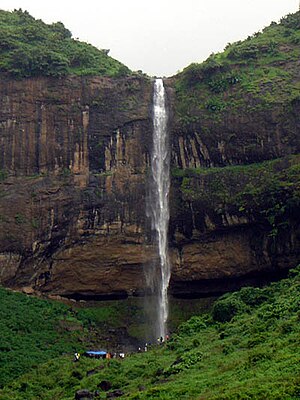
[0,75,299,297]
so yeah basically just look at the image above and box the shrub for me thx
[212,296,245,323]
[178,316,207,335]
[238,287,269,306]
[205,97,225,112]
[246,333,267,348]
[163,350,203,376]
[248,349,271,365]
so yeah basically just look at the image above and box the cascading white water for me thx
[146,78,171,339]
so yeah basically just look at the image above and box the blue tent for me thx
[84,350,107,358]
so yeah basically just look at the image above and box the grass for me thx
[0,288,84,388]
[0,9,131,78]
[174,11,300,126]
[0,287,213,390]
[0,266,299,399]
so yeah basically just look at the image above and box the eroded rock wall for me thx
[0,76,156,296]
[0,75,299,297]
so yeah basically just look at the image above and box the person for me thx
[106,352,111,367]
[74,352,80,362]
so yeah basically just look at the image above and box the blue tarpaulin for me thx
[85,351,106,355]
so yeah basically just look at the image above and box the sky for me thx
[0,0,298,76]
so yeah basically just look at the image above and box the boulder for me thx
[75,389,94,399]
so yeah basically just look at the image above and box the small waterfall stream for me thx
[146,78,170,339]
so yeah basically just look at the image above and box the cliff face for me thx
[164,68,300,294]
[162,11,300,295]
[0,76,156,297]
[0,73,299,298]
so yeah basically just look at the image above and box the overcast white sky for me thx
[0,0,298,76]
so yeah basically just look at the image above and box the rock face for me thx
[0,75,154,297]
[0,74,299,297]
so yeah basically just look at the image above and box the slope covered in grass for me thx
[0,9,131,78]
[174,11,300,126]
[0,287,141,388]
[1,267,299,399]
[0,288,87,387]
[0,286,212,390]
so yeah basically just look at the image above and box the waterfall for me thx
[146,78,170,339]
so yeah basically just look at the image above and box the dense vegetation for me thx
[172,154,300,237]
[0,9,131,78]
[0,287,211,389]
[174,11,300,125]
[0,288,88,388]
[0,267,299,399]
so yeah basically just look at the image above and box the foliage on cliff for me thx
[0,267,299,399]
[172,155,300,237]
[174,11,300,126]
[0,9,131,78]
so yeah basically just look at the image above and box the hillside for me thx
[0,267,299,399]
[0,9,131,78]
[173,11,300,129]
[0,285,211,389]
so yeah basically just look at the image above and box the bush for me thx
[238,287,269,306]
[248,349,271,365]
[212,296,245,323]
[163,350,203,376]
[178,316,207,335]
[280,12,300,29]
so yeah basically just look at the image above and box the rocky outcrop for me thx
[0,73,299,298]
[164,77,300,169]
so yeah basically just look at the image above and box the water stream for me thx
[146,78,170,339]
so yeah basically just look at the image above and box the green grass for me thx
[0,267,299,399]
[174,11,300,125]
[0,287,213,390]
[0,9,131,78]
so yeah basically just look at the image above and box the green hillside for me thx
[0,267,299,399]
[0,9,131,78]
[174,11,300,126]
[0,286,211,390]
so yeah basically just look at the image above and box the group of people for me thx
[74,334,170,362]
[157,334,169,343]
[105,352,125,359]
[137,334,170,353]
[74,351,125,362]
